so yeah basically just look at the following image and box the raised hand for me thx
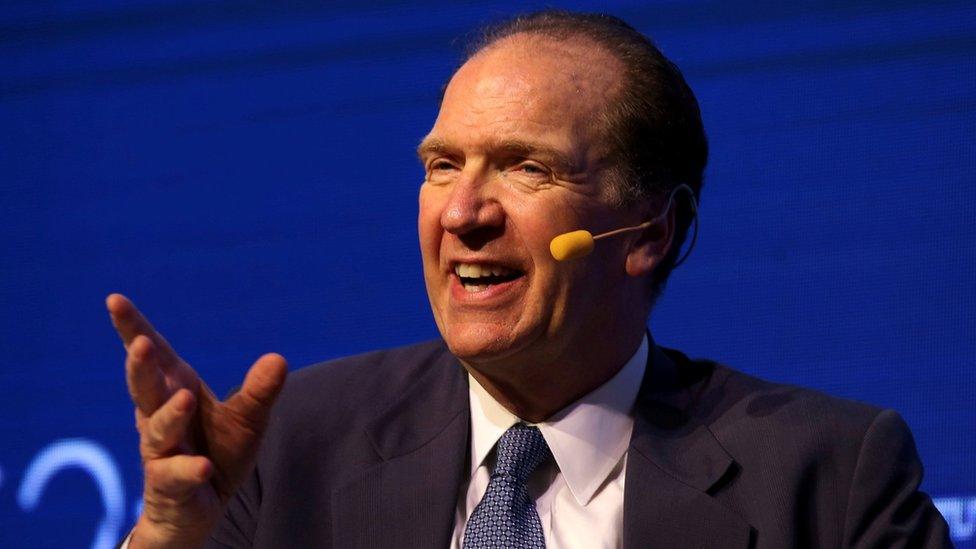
[106,294,287,548]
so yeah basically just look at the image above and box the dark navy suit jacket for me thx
[208,339,950,548]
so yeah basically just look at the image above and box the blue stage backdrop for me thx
[1,1,974,546]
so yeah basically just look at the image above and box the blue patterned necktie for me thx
[463,423,552,549]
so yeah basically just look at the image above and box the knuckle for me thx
[146,419,167,448]
[146,459,185,495]
[144,459,163,486]
[142,426,172,460]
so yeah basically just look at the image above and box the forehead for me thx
[428,35,624,149]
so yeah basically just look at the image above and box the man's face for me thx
[418,36,646,370]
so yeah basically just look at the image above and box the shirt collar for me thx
[467,334,648,506]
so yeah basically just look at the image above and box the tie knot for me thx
[493,424,551,482]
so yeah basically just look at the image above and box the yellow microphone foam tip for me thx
[550,230,595,261]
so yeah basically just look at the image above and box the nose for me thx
[440,171,505,239]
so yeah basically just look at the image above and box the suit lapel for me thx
[330,347,470,549]
[624,341,754,548]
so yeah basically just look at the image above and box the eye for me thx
[429,159,458,172]
[515,162,549,176]
[424,157,460,185]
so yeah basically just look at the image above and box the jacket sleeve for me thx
[842,408,953,548]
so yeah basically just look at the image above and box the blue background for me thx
[1,1,974,546]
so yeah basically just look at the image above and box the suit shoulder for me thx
[274,339,452,419]
[682,355,888,448]
[682,358,947,546]
[717,360,880,420]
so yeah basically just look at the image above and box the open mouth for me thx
[454,263,525,293]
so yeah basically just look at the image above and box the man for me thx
[109,11,950,548]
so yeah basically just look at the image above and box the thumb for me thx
[226,353,288,431]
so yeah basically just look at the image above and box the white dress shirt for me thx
[450,335,648,549]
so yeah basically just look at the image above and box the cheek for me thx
[506,191,594,266]
[508,199,581,306]
[417,188,444,258]
[505,193,567,251]
[512,195,618,308]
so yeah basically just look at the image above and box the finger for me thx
[141,389,196,459]
[106,293,155,346]
[126,335,170,414]
[225,353,288,431]
[144,454,213,501]
[105,293,180,363]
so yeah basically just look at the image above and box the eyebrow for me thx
[416,138,452,162]
[416,137,578,172]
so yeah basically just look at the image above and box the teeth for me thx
[454,263,515,279]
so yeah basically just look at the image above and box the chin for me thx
[441,322,535,367]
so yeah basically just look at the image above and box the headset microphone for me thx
[549,184,699,266]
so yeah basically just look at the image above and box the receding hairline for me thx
[458,32,628,142]
[467,31,626,87]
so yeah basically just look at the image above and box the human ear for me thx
[624,206,674,277]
